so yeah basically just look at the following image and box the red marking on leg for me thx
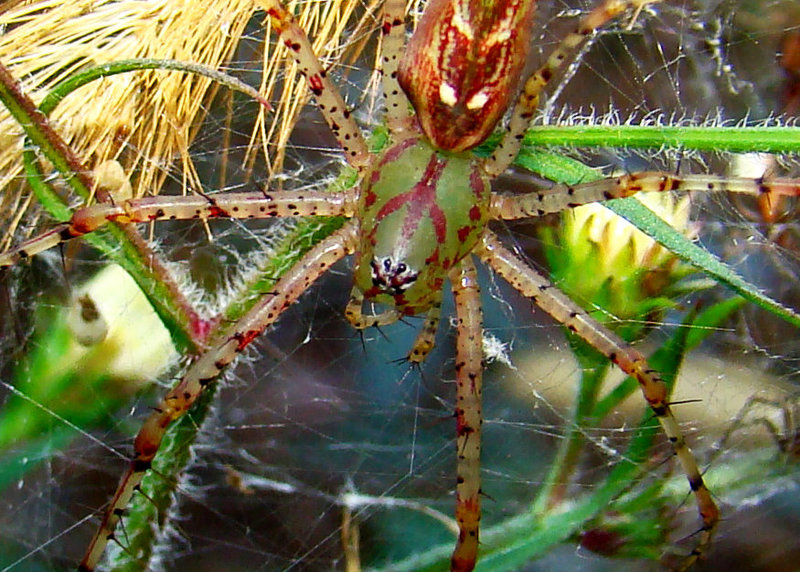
[308,74,324,95]
[460,496,479,513]
[235,329,261,351]
[207,205,230,218]
[455,408,474,436]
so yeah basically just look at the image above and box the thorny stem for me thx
[0,59,203,352]
[38,59,270,115]
[0,60,94,195]
[0,52,351,571]
[522,124,800,154]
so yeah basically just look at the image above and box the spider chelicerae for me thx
[1,0,799,570]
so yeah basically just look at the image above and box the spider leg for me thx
[477,230,718,567]
[344,287,402,329]
[345,287,442,362]
[449,255,483,572]
[486,0,660,177]
[408,294,443,363]
[491,171,800,220]
[260,0,371,171]
[0,189,355,267]
[381,0,413,133]
[78,222,358,572]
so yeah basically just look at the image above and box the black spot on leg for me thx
[132,458,152,472]
[689,475,705,492]
[651,404,668,417]
[59,227,79,240]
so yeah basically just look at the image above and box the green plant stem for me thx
[2,58,277,353]
[39,58,270,115]
[0,58,201,352]
[110,384,219,572]
[523,124,800,153]
[0,60,93,195]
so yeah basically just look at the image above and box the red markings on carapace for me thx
[374,152,449,245]
[363,188,377,208]
[458,225,474,242]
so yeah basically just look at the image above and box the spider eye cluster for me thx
[370,256,419,295]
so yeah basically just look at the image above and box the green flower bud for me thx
[543,191,693,342]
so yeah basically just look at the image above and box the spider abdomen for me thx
[354,136,490,314]
[397,0,537,152]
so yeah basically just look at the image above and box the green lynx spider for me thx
[2,0,800,569]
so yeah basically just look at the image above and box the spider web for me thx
[1,1,800,571]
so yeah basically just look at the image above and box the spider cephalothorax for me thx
[355,136,490,313]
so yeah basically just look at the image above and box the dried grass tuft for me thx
[0,0,380,250]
